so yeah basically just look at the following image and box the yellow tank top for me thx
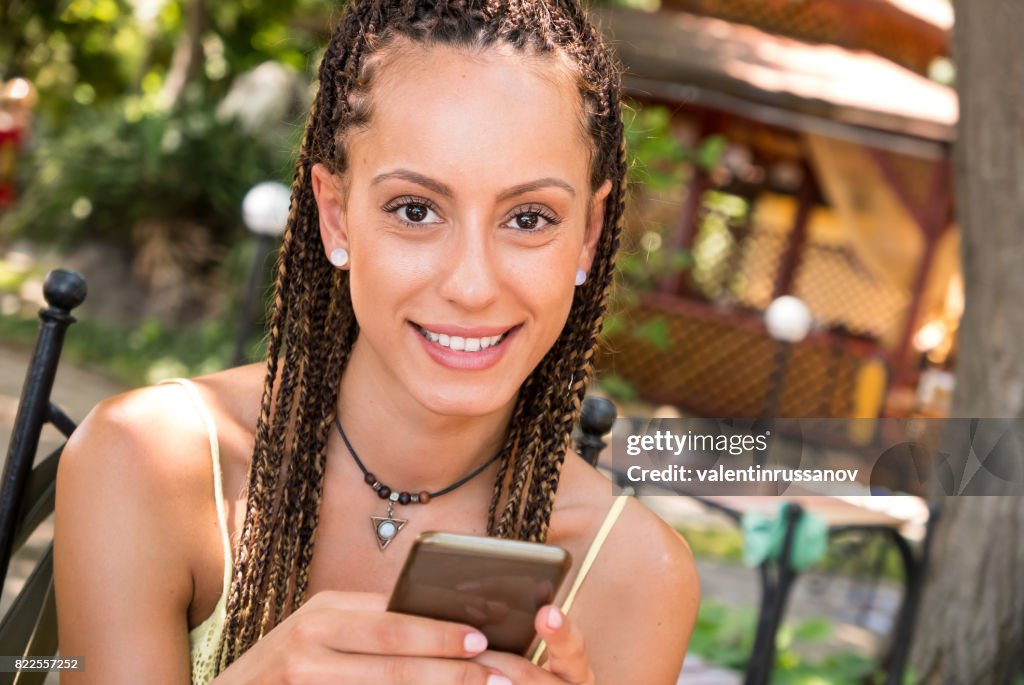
[163,378,629,684]
[161,379,233,683]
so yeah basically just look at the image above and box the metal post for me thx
[883,501,943,684]
[578,397,617,467]
[744,502,804,685]
[0,270,86,591]
[763,339,792,422]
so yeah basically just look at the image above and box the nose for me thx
[436,220,501,311]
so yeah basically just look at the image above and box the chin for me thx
[411,383,518,419]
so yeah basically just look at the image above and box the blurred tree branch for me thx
[161,0,205,108]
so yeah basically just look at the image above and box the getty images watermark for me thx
[610,418,1024,496]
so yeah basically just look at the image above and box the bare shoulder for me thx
[556,452,700,683]
[53,367,263,683]
[58,363,265,492]
[558,451,696,573]
[59,379,217,510]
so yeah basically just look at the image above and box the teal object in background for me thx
[741,503,828,571]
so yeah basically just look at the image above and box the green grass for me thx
[689,600,889,685]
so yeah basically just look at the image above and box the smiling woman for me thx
[52,0,699,683]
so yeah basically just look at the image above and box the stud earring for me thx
[329,247,349,268]
[575,268,587,286]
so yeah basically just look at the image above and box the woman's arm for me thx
[582,499,700,683]
[54,388,210,684]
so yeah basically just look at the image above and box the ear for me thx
[578,179,614,273]
[311,162,349,261]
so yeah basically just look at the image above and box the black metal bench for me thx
[0,269,87,685]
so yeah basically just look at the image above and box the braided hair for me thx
[214,0,627,670]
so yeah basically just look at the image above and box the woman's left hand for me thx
[472,606,595,684]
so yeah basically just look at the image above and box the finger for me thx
[474,650,561,684]
[297,608,491,659]
[291,648,513,685]
[534,605,593,683]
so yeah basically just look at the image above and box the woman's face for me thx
[312,43,612,417]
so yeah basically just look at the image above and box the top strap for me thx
[159,378,234,595]
[529,494,629,664]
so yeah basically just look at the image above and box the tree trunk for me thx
[910,2,1024,683]
[160,0,205,108]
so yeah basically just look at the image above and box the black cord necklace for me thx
[334,417,502,551]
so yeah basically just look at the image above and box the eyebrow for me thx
[370,169,576,201]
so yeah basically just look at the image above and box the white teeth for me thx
[416,325,510,352]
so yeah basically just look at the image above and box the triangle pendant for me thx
[370,514,408,551]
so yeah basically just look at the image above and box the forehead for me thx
[345,43,591,192]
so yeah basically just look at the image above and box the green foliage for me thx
[1,0,335,124]
[632,316,671,351]
[688,601,879,684]
[0,242,267,385]
[602,102,695,378]
[2,92,292,249]
[0,308,256,386]
[676,524,745,562]
[695,134,729,171]
[624,104,687,190]
[687,601,758,670]
[595,373,639,403]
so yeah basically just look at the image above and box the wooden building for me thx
[593,0,959,418]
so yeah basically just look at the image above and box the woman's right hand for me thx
[211,590,512,685]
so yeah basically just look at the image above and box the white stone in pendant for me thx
[370,514,407,551]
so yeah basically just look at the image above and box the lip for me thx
[408,321,522,371]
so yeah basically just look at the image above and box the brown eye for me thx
[516,213,540,230]
[404,204,429,222]
[503,205,561,233]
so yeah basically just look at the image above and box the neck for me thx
[334,337,516,495]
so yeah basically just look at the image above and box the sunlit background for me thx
[1,1,985,684]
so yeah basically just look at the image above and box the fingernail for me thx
[487,676,513,685]
[546,606,563,629]
[464,631,488,653]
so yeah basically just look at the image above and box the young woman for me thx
[53,0,699,682]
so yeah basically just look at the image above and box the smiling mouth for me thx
[412,323,516,352]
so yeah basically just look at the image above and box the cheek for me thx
[346,210,435,298]
[355,241,435,288]
[505,245,578,330]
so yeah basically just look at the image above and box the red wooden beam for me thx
[772,164,816,299]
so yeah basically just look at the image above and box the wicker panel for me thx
[793,243,908,340]
[599,302,883,418]
[731,215,790,310]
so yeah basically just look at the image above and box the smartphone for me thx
[387,532,572,655]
